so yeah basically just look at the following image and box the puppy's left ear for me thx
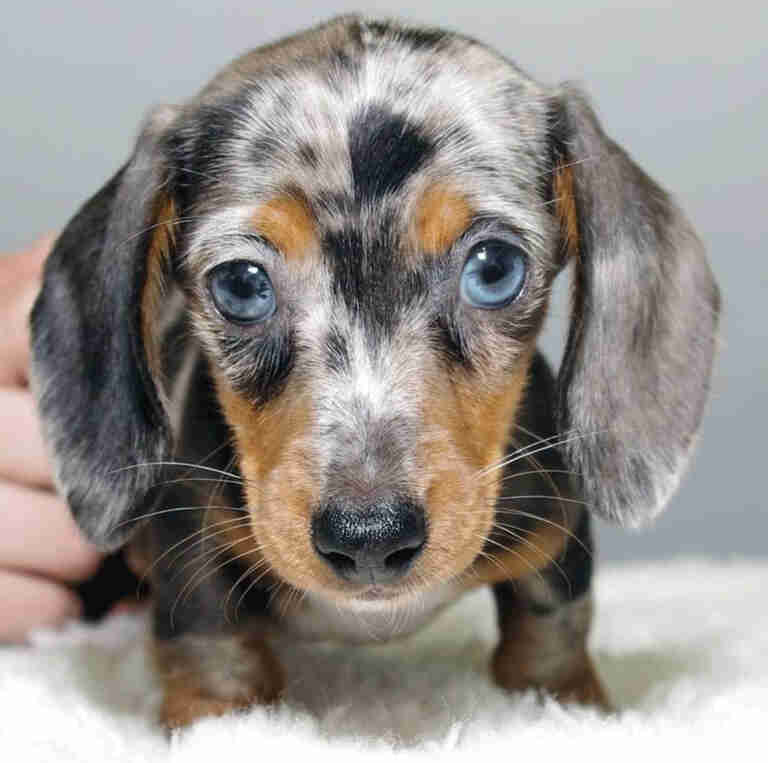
[30,107,179,549]
[550,86,720,527]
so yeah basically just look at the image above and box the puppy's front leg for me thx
[141,511,283,729]
[153,631,282,729]
[492,585,609,708]
[490,513,611,710]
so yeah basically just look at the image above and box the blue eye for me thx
[460,240,527,309]
[209,260,276,324]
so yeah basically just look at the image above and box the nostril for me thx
[383,542,423,572]
[322,550,357,577]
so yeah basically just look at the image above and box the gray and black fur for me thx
[29,15,719,723]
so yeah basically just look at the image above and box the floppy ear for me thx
[550,86,720,527]
[30,108,179,549]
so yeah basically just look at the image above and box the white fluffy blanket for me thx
[2,559,766,761]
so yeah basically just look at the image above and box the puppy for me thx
[30,15,719,728]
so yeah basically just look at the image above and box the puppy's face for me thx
[31,17,719,604]
[171,32,564,601]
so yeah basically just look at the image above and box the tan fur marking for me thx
[468,519,570,586]
[492,598,611,710]
[212,375,343,594]
[417,355,533,588]
[251,192,317,261]
[412,183,473,256]
[553,164,579,260]
[154,634,283,729]
[141,196,176,389]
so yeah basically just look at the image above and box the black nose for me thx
[312,499,426,585]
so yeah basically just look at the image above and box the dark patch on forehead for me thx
[323,226,428,334]
[348,103,435,201]
[364,20,450,51]
[397,26,452,51]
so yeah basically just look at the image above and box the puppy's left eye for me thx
[208,260,276,324]
[460,239,527,309]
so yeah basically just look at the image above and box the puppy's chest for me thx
[275,582,463,644]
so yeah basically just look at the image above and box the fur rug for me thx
[2,558,765,761]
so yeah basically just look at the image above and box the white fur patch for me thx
[277,581,462,643]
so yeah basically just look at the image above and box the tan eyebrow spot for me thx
[412,183,473,257]
[251,192,317,260]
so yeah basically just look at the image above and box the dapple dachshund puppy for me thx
[30,16,719,728]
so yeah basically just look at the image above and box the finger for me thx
[6,233,57,265]
[0,234,56,386]
[108,598,149,616]
[0,387,54,488]
[0,569,81,643]
[0,481,102,583]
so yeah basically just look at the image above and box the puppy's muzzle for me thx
[312,498,426,585]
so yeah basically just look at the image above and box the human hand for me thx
[0,235,103,642]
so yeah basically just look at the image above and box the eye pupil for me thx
[460,239,527,309]
[209,260,276,323]
[481,259,505,284]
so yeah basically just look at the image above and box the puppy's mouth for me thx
[352,583,413,602]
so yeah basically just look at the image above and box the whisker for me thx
[474,429,577,481]
[491,508,592,556]
[139,514,251,590]
[491,523,572,597]
[477,534,547,588]
[508,424,571,541]
[497,468,582,485]
[234,563,276,621]
[495,494,591,507]
[474,429,606,480]
[110,461,245,481]
[170,544,260,629]
[113,213,211,249]
[224,558,271,617]
[113,504,247,531]
[149,477,246,489]
[170,520,254,580]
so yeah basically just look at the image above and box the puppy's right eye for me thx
[208,260,276,324]
[459,239,527,309]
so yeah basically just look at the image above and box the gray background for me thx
[2,1,765,561]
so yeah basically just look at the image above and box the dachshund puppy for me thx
[30,16,719,728]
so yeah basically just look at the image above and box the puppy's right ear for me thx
[31,107,179,549]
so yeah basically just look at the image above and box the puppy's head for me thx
[31,17,719,602]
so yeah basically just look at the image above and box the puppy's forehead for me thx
[179,17,552,239]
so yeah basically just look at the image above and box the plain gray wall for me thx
[2,1,765,561]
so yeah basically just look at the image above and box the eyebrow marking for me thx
[412,183,473,257]
[251,192,317,261]
[348,103,435,200]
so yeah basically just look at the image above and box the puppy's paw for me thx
[160,691,257,730]
[154,632,283,729]
[493,644,613,713]
[547,657,614,712]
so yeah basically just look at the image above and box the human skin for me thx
[0,236,103,642]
